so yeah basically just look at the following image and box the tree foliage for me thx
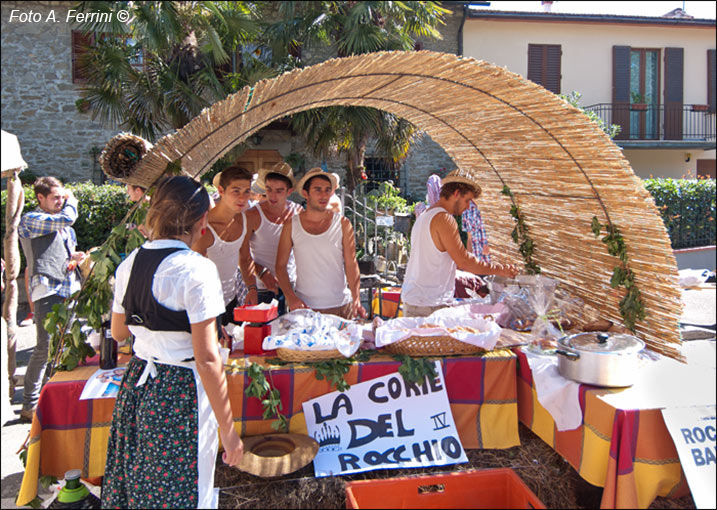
[74,1,261,140]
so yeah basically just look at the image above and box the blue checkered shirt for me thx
[461,202,491,264]
[18,198,80,299]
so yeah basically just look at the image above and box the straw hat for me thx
[256,161,296,189]
[238,433,319,478]
[212,172,223,189]
[295,167,339,193]
[250,174,264,194]
[441,169,482,198]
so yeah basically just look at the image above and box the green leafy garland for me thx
[243,362,289,432]
[591,217,646,331]
[45,201,148,372]
[239,351,443,433]
[391,355,437,384]
[500,185,541,274]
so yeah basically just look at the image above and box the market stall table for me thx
[17,348,519,506]
[515,340,716,509]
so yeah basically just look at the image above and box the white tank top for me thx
[402,207,456,306]
[250,203,298,290]
[292,212,352,309]
[206,213,247,306]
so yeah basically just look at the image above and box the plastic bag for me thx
[494,283,535,330]
[523,275,562,347]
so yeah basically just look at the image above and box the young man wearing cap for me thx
[239,162,302,315]
[275,169,366,319]
[193,166,254,325]
[402,170,519,317]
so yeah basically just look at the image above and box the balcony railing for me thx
[584,103,716,142]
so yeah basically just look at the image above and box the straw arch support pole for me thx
[128,51,681,358]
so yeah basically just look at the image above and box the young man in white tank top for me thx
[275,168,367,320]
[239,162,301,315]
[402,170,519,317]
[192,166,253,325]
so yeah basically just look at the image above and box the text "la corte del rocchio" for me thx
[8,9,131,24]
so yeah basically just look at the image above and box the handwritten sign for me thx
[661,406,716,509]
[303,360,468,476]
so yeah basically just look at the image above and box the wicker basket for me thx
[276,348,345,362]
[384,336,486,357]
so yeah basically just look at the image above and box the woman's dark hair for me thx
[145,176,210,241]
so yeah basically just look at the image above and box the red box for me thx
[345,468,545,509]
[244,324,272,355]
[234,304,278,323]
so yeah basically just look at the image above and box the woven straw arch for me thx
[129,51,681,357]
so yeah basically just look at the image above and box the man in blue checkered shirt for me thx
[18,176,85,422]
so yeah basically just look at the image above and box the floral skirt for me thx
[101,356,202,509]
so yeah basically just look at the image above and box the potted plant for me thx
[630,92,649,111]
[691,104,709,112]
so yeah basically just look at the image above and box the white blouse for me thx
[112,239,225,363]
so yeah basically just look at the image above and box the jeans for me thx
[23,294,64,410]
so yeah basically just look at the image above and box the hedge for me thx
[643,178,716,249]
[1,182,133,264]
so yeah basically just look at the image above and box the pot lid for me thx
[560,332,644,354]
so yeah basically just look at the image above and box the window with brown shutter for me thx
[527,44,561,94]
[71,30,94,83]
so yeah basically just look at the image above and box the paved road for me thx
[1,280,714,508]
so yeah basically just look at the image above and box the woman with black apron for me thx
[102,176,243,508]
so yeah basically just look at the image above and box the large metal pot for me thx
[556,332,645,387]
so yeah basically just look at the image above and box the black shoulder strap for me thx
[122,247,192,333]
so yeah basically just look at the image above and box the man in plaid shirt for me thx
[18,177,85,422]
[462,201,491,265]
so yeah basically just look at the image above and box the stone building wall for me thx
[1,1,120,183]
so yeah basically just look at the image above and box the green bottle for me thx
[48,469,101,509]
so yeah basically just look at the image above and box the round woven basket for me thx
[276,348,345,362]
[99,132,153,183]
[384,336,486,357]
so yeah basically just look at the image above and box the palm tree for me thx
[260,1,448,191]
[73,1,260,141]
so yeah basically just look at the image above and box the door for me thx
[234,149,284,174]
